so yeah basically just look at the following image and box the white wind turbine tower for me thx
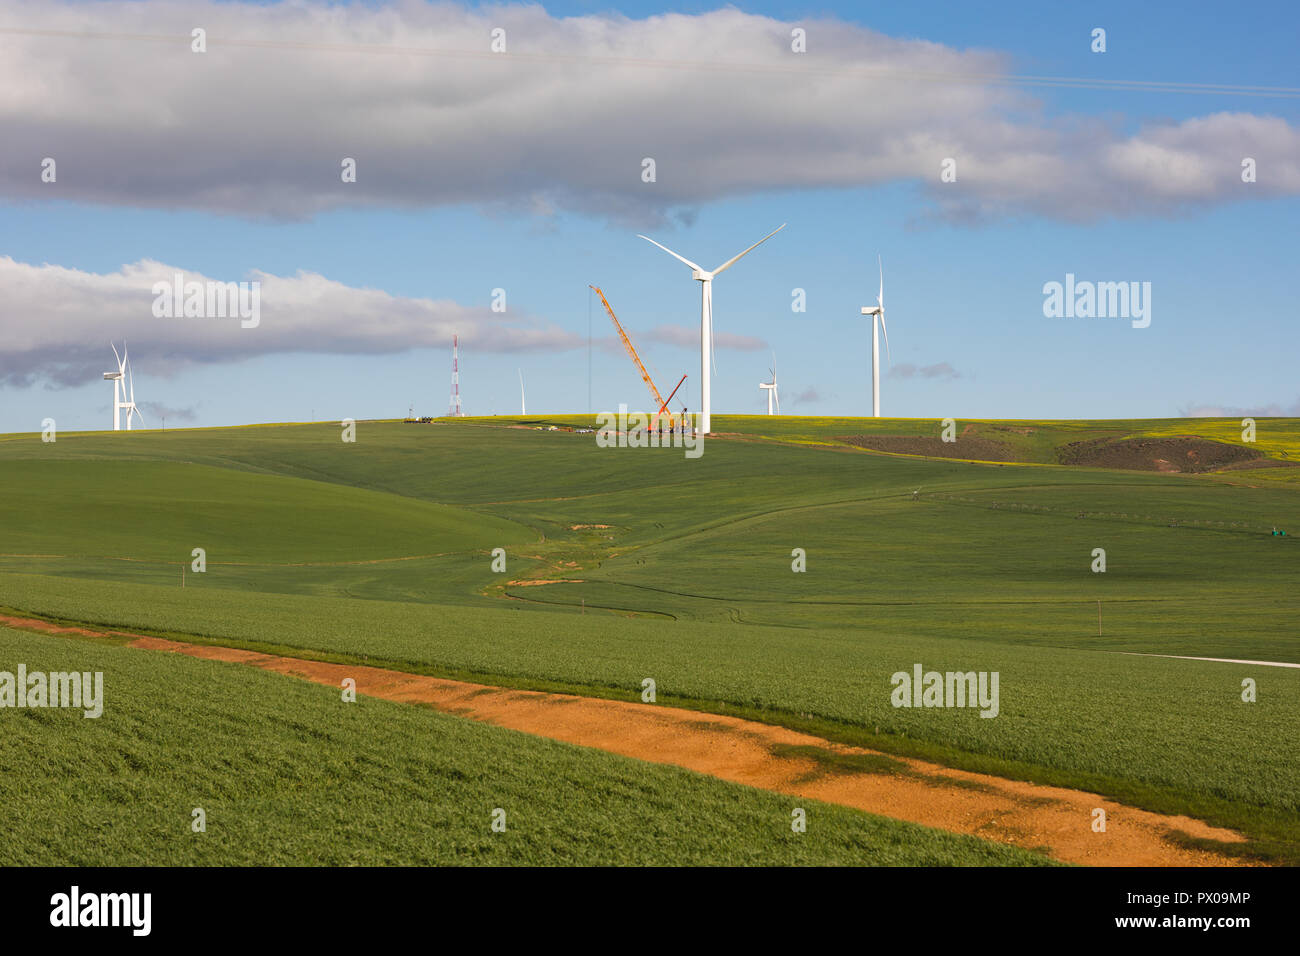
[103,342,144,431]
[103,348,124,431]
[518,369,526,416]
[861,255,892,417]
[759,353,779,415]
[638,224,785,435]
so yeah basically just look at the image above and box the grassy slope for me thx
[1,416,1298,860]
[0,458,532,563]
[5,573,1297,815]
[5,420,1295,622]
[0,627,1049,866]
[458,413,1300,470]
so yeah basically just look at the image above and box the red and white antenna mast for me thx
[448,334,463,417]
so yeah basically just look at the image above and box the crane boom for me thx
[590,285,679,427]
[661,374,687,416]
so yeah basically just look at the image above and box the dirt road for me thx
[0,612,1252,866]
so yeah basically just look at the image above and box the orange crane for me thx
[590,285,686,428]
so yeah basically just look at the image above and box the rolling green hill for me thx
[1,627,1043,866]
[2,414,1297,862]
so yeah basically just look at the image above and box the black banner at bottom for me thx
[0,865,1286,942]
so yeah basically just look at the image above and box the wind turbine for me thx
[121,347,145,429]
[638,223,785,435]
[861,255,891,417]
[518,369,526,416]
[102,345,125,431]
[105,342,144,430]
[759,353,779,415]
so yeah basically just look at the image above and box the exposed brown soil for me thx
[0,610,1258,865]
[1216,457,1300,472]
[129,635,1250,866]
[840,435,1017,462]
[839,431,1284,475]
[0,613,109,637]
[505,579,583,587]
[1058,436,1262,473]
[0,609,1250,866]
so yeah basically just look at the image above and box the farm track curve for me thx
[0,612,1255,868]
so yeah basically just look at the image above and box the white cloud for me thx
[643,324,767,351]
[888,362,960,380]
[139,401,197,422]
[0,256,580,387]
[1178,398,1300,418]
[0,2,1294,224]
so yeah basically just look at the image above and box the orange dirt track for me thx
[0,613,1253,866]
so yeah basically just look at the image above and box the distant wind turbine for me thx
[759,353,779,415]
[518,369,526,416]
[103,342,144,431]
[861,255,892,417]
[638,224,785,435]
[103,350,124,431]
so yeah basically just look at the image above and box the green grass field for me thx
[2,414,1297,864]
[1,628,1045,865]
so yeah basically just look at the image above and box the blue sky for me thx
[1,0,1297,430]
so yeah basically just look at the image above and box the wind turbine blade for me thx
[111,341,123,372]
[880,312,892,364]
[775,388,780,414]
[637,235,703,272]
[877,254,884,308]
[712,223,786,276]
